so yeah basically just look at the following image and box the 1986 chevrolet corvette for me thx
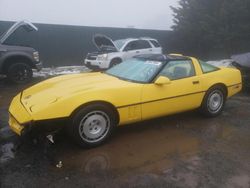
[9,54,242,147]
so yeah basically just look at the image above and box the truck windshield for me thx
[113,39,127,50]
[105,58,163,83]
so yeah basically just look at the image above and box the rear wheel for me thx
[200,86,226,117]
[69,104,116,148]
[7,63,33,84]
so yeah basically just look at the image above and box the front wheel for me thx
[109,59,122,68]
[69,104,116,148]
[200,86,226,117]
[7,63,33,84]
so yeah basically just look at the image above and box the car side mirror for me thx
[154,76,171,85]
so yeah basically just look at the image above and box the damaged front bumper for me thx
[8,93,66,137]
[8,113,32,136]
[9,93,33,136]
[84,59,110,69]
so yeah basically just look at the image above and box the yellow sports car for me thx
[9,54,242,147]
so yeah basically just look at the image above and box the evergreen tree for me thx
[171,0,250,59]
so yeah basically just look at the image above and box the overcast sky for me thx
[0,0,178,30]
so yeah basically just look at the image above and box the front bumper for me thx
[9,114,24,135]
[9,113,32,136]
[8,93,33,136]
[9,93,67,136]
[84,59,110,69]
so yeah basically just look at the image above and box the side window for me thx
[199,60,219,73]
[159,60,195,80]
[124,41,139,51]
[150,40,161,48]
[137,40,152,49]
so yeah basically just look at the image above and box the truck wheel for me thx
[200,86,226,117]
[7,63,33,84]
[109,59,122,68]
[69,104,116,148]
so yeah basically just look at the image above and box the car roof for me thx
[135,54,190,62]
[115,37,158,42]
[139,37,157,40]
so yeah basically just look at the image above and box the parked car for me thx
[0,20,42,84]
[84,34,162,70]
[206,59,235,68]
[231,53,250,89]
[9,54,242,147]
[207,53,250,89]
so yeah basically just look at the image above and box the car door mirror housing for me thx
[154,76,171,85]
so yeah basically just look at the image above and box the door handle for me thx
[193,81,200,85]
[136,51,140,53]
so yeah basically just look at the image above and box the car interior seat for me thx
[173,66,188,79]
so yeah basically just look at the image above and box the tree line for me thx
[170,0,250,60]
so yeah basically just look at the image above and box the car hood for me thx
[0,20,38,44]
[93,34,118,52]
[21,72,124,113]
[0,44,35,52]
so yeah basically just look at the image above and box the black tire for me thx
[69,104,117,148]
[109,58,122,68]
[200,86,226,117]
[7,63,33,84]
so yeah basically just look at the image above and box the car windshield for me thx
[113,39,127,50]
[105,58,163,83]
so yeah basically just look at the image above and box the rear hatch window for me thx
[150,40,161,48]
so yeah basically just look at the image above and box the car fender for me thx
[30,86,142,125]
[110,57,123,63]
[106,52,123,61]
[199,68,242,98]
[0,51,34,72]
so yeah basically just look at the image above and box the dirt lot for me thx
[1,75,250,188]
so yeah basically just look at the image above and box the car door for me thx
[137,40,154,55]
[149,40,162,54]
[122,40,141,59]
[141,60,204,121]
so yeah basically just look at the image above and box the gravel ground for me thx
[0,71,250,188]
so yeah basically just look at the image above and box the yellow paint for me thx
[8,56,242,135]
[169,53,183,56]
[8,113,23,135]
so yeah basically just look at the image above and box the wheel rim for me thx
[79,111,110,143]
[207,90,224,113]
[11,65,30,82]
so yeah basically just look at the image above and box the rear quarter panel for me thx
[199,67,242,97]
